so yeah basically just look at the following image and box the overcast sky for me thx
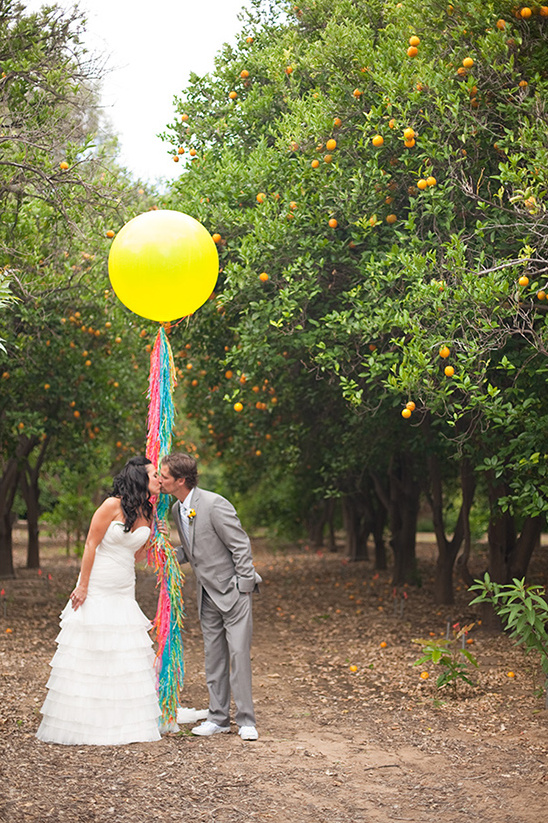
[24,0,250,184]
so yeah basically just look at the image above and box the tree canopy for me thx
[160,0,548,603]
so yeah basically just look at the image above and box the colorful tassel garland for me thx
[146,326,185,724]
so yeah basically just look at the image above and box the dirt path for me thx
[1,533,547,822]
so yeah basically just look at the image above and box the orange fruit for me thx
[496,18,506,29]
[409,35,420,46]
[380,641,388,648]
[240,69,249,78]
[407,46,418,57]
[59,161,69,170]
[324,154,333,163]
[520,7,532,18]
[426,176,437,186]
[73,410,80,418]
[386,214,397,224]
[285,65,293,74]
[507,671,516,677]
[404,138,416,147]
[420,671,429,680]
[173,155,179,162]
[537,290,546,300]
[353,88,363,97]
[212,233,222,243]
[333,117,342,127]
[106,230,115,238]
[417,179,428,190]
[519,79,528,87]
[444,365,455,377]
[189,148,197,156]
[439,345,450,358]
[403,127,415,140]
[233,402,243,412]
[519,275,529,286]
[225,370,233,379]
[326,138,337,150]
[229,91,238,99]
[372,134,384,147]
[246,36,254,43]
[462,57,474,68]
[178,146,185,155]
[540,6,548,15]
[44,383,50,390]
[328,218,338,228]
[401,408,412,419]
[259,272,269,282]
[406,401,416,411]
[389,118,396,129]
[311,159,320,168]
[256,192,266,203]
[349,665,358,672]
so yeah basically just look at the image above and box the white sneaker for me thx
[238,725,259,741]
[191,720,230,736]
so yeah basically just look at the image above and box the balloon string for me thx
[145,327,184,725]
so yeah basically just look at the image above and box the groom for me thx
[160,452,261,741]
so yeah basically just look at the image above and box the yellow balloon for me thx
[108,210,219,322]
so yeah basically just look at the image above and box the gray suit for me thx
[172,487,261,728]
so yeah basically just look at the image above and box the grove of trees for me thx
[0,0,159,576]
[2,0,548,612]
[158,0,548,605]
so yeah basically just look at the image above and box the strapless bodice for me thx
[86,520,150,598]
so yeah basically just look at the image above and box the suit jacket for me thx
[171,486,262,614]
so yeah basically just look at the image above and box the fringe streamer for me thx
[146,326,185,725]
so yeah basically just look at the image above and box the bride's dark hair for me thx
[111,456,153,532]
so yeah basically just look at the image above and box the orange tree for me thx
[162,0,548,601]
[0,2,159,575]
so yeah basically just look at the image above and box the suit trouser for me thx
[200,588,256,728]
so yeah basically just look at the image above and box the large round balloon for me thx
[108,210,219,322]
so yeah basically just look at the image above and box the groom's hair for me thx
[162,453,198,489]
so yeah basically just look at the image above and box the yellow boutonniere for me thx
[188,508,196,522]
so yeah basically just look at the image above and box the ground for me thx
[1,526,547,823]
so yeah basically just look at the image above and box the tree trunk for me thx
[19,437,48,569]
[342,496,364,561]
[373,508,387,570]
[0,436,41,576]
[481,475,542,630]
[0,510,15,578]
[0,457,21,578]
[510,516,542,580]
[325,498,337,553]
[428,455,476,605]
[387,453,420,586]
[308,503,327,548]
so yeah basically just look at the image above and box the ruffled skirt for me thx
[36,594,161,746]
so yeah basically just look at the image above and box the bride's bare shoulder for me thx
[95,496,123,519]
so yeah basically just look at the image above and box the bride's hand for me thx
[70,584,87,610]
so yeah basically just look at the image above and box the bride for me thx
[37,456,162,746]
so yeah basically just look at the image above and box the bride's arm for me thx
[70,497,120,610]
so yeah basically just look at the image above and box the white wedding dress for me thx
[36,521,161,745]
